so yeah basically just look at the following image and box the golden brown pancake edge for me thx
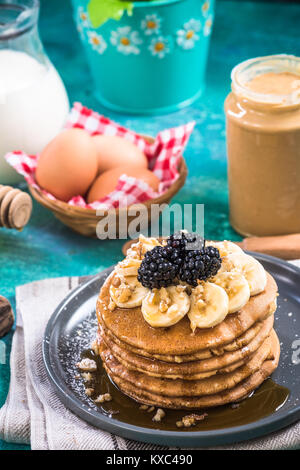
[101,330,280,409]
[98,315,274,379]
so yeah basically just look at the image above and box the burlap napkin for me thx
[0,267,299,450]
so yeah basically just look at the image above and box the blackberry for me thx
[137,246,180,289]
[138,236,221,290]
[179,245,222,287]
[166,231,204,255]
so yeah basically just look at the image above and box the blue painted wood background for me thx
[0,0,300,450]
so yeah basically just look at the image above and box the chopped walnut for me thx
[116,283,132,303]
[108,299,116,311]
[94,393,112,404]
[127,235,161,260]
[149,289,160,305]
[183,417,194,427]
[153,287,171,312]
[160,287,171,306]
[90,340,99,355]
[196,298,205,311]
[76,358,97,372]
[211,347,224,356]
[152,408,165,422]
[177,413,208,428]
[85,388,94,397]
[139,405,149,410]
[268,299,277,314]
[126,243,142,260]
[112,276,121,288]
[81,372,92,382]
[147,406,155,413]
[159,300,169,313]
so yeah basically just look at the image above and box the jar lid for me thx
[231,54,300,106]
[0,0,39,40]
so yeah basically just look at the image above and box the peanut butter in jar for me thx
[225,55,300,237]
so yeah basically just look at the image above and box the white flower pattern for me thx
[148,35,171,59]
[202,1,210,17]
[110,26,143,55]
[176,19,201,50]
[80,8,212,59]
[77,24,85,41]
[78,7,90,28]
[204,15,213,36]
[141,14,162,36]
[87,31,107,54]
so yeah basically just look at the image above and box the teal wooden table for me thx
[1,0,300,451]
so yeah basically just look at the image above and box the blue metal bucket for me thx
[72,0,214,115]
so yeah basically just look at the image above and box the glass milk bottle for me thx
[0,0,69,184]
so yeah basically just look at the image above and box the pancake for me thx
[101,330,280,409]
[100,332,273,398]
[98,311,265,363]
[94,238,281,412]
[97,271,278,356]
[98,328,246,380]
[98,315,273,380]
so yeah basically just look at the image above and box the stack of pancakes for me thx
[96,271,279,409]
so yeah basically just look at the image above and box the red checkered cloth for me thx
[5,102,195,210]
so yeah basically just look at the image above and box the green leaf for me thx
[88,0,134,28]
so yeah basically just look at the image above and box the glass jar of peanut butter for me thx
[225,54,300,237]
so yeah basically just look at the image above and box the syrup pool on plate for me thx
[81,348,290,432]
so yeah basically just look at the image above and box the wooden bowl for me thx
[28,149,188,238]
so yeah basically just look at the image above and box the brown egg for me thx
[36,129,98,201]
[92,135,148,173]
[87,166,160,203]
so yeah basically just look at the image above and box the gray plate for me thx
[43,253,300,447]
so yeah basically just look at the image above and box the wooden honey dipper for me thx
[0,185,32,230]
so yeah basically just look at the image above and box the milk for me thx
[0,50,69,184]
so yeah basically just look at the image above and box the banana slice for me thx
[213,272,250,313]
[110,275,149,308]
[206,240,243,257]
[142,285,190,328]
[188,282,229,331]
[221,253,267,296]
